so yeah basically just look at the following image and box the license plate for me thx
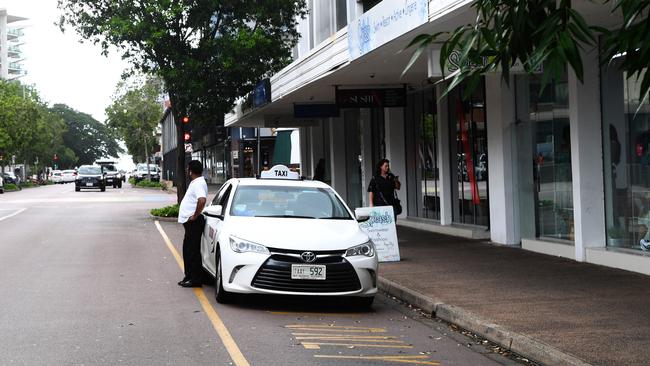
[291,264,326,280]
[85,183,93,187]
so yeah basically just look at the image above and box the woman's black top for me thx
[368,173,397,206]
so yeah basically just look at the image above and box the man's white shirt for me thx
[178,176,208,224]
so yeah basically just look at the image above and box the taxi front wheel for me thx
[355,296,375,309]
[215,251,233,304]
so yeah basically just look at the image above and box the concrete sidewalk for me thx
[379,227,650,366]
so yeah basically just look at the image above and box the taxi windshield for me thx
[230,186,352,220]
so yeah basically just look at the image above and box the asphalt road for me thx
[0,183,523,366]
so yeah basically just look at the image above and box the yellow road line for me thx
[285,324,386,333]
[314,355,440,365]
[292,333,399,339]
[154,221,250,366]
[295,337,404,343]
[288,327,386,333]
[155,221,184,271]
[299,342,413,349]
[269,311,361,316]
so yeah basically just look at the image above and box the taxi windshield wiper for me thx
[255,214,316,219]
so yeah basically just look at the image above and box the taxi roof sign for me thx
[259,165,301,180]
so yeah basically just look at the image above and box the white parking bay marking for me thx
[0,208,26,222]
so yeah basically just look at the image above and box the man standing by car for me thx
[178,160,208,288]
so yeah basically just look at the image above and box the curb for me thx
[378,277,592,366]
[149,214,177,222]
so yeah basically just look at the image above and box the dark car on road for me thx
[99,163,122,188]
[75,165,106,192]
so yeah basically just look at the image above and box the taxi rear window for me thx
[230,186,351,220]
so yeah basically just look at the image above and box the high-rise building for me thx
[0,9,27,80]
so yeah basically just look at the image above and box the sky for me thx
[0,0,135,169]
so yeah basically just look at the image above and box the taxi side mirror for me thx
[203,205,224,219]
[356,213,370,223]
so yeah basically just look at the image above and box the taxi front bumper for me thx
[221,250,377,297]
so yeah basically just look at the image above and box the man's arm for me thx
[190,197,207,221]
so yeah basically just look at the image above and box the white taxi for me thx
[200,165,377,307]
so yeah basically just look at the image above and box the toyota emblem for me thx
[300,251,316,263]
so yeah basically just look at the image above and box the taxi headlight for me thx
[229,236,270,255]
[345,241,375,257]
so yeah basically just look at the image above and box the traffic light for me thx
[182,116,190,124]
[184,132,191,142]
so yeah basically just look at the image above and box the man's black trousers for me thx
[182,215,205,282]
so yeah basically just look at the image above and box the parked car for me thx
[200,165,377,306]
[51,170,64,184]
[61,170,77,183]
[75,165,106,192]
[0,175,4,194]
[133,164,160,183]
[2,172,19,185]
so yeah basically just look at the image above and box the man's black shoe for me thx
[179,280,202,288]
[178,277,189,286]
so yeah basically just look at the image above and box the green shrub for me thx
[19,181,38,188]
[128,177,136,185]
[150,204,180,218]
[136,179,163,188]
[4,183,18,191]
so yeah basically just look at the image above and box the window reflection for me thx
[449,80,489,226]
[529,73,574,241]
[603,63,650,251]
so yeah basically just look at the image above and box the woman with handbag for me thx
[368,159,402,219]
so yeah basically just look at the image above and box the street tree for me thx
[404,0,650,103]
[0,80,68,176]
[106,77,163,179]
[49,104,122,166]
[58,0,307,202]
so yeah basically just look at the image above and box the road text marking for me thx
[154,220,250,366]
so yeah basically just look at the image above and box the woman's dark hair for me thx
[375,159,390,177]
[188,160,203,175]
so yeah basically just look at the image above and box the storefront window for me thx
[344,109,363,209]
[603,63,650,251]
[405,88,440,220]
[449,81,489,226]
[529,74,573,241]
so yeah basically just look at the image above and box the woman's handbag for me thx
[378,191,403,216]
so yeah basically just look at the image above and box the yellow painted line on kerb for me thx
[154,221,250,366]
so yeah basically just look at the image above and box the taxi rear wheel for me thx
[215,250,233,304]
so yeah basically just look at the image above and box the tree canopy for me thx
[58,0,307,200]
[106,77,163,163]
[50,103,122,167]
[405,0,650,103]
[0,81,68,172]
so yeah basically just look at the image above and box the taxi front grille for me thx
[251,255,361,293]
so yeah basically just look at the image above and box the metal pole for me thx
[257,126,261,174]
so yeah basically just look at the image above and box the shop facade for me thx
[224,0,650,275]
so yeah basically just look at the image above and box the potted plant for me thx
[607,226,627,247]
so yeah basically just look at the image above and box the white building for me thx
[0,9,27,80]
[225,0,650,276]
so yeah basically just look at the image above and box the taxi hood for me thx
[226,216,369,251]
